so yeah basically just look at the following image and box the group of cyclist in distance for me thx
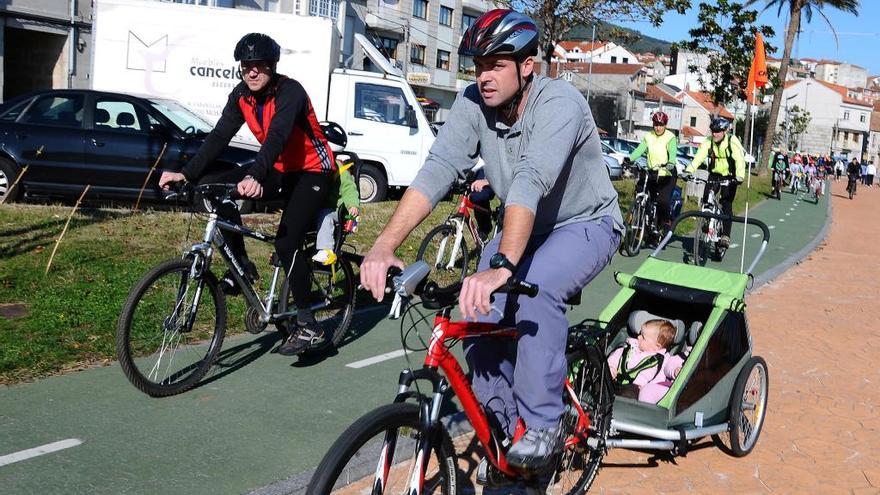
[155,8,763,483]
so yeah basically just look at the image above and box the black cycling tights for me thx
[640,169,677,227]
[198,165,331,323]
[702,172,738,237]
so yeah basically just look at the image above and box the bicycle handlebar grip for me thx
[500,277,539,298]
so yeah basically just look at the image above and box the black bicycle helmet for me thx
[458,9,539,61]
[709,117,731,133]
[319,121,347,153]
[234,33,281,63]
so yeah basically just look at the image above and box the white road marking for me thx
[0,439,83,467]
[730,243,740,249]
[785,213,791,216]
[751,233,761,238]
[779,219,785,222]
[346,349,412,369]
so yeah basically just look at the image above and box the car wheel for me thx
[358,163,387,203]
[0,158,22,203]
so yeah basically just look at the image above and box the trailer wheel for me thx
[715,356,769,457]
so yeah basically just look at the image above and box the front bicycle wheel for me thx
[417,222,470,289]
[306,402,457,495]
[116,258,227,397]
[278,256,356,354]
[545,347,614,494]
[621,201,645,257]
[691,218,708,266]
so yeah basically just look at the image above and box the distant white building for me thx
[553,41,638,65]
[815,60,868,89]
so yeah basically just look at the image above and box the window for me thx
[410,44,426,65]
[623,57,629,64]
[354,83,412,127]
[844,131,849,142]
[95,99,143,132]
[436,49,450,70]
[844,111,850,120]
[462,13,477,32]
[309,0,339,19]
[412,0,428,19]
[20,94,84,128]
[861,113,867,123]
[689,116,697,127]
[439,6,453,27]
[0,99,29,123]
[610,56,617,63]
[458,54,475,77]
[378,36,399,60]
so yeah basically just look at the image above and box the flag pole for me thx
[741,86,756,274]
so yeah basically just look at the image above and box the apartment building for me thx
[363,0,497,122]
[0,0,92,101]
[815,60,868,90]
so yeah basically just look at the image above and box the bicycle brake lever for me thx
[388,293,405,320]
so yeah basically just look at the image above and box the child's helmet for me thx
[320,121,347,152]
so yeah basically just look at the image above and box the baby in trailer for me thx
[608,318,684,403]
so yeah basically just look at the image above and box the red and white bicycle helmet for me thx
[458,9,539,61]
[651,111,669,126]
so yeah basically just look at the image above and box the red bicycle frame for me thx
[454,192,493,248]
[390,307,593,491]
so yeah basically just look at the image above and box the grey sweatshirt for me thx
[410,75,623,235]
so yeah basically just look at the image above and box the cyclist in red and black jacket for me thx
[159,33,337,356]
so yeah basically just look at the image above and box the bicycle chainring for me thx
[245,305,267,335]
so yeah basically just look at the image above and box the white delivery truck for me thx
[91,0,436,202]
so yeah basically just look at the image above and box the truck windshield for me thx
[149,99,212,135]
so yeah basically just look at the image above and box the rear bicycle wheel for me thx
[116,258,226,397]
[417,221,470,289]
[545,347,614,494]
[278,255,356,354]
[306,402,457,494]
[621,201,645,257]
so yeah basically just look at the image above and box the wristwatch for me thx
[489,252,517,274]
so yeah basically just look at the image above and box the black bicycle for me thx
[620,166,666,257]
[116,183,357,397]
[847,173,859,200]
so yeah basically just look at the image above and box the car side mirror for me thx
[405,107,418,129]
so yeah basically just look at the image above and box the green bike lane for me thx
[0,187,828,495]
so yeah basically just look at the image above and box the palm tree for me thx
[746,0,860,169]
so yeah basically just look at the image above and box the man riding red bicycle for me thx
[360,9,622,479]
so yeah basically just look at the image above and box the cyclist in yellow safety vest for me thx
[627,111,678,231]
[681,117,746,249]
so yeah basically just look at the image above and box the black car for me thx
[0,89,258,208]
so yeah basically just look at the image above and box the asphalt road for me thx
[0,186,829,495]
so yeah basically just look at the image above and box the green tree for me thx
[777,104,812,149]
[506,0,692,65]
[676,0,776,106]
[745,0,860,171]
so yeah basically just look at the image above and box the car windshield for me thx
[149,99,212,135]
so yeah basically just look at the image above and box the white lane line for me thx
[347,349,412,369]
[779,219,785,222]
[785,213,791,216]
[768,225,776,229]
[751,233,761,238]
[730,243,741,249]
[0,439,83,467]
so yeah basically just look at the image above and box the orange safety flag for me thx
[746,32,769,104]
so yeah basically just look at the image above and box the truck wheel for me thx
[359,163,387,203]
[0,158,22,203]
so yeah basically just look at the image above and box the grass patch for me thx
[0,175,770,384]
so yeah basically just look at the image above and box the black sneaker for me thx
[278,325,324,356]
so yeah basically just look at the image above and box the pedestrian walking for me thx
[867,162,876,188]
[860,160,868,185]
[835,159,844,181]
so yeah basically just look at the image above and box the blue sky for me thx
[613,1,880,76]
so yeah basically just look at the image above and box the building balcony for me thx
[461,0,494,13]
[365,10,406,34]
